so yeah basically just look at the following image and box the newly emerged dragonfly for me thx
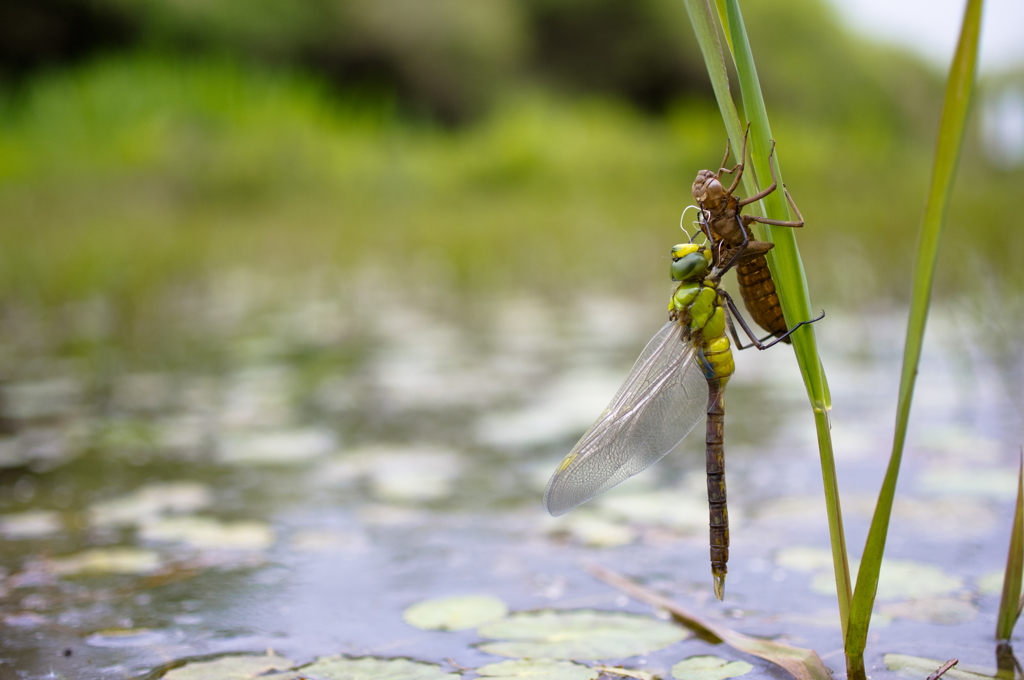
[544,239,821,599]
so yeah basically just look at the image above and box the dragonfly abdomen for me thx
[736,253,789,342]
[705,384,728,600]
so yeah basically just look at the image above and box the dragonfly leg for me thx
[721,290,824,350]
[724,303,779,351]
[721,124,751,195]
[706,379,728,600]
[737,139,779,207]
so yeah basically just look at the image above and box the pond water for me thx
[0,272,1021,679]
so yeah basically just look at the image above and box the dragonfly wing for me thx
[544,321,710,516]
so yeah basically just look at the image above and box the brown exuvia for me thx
[691,129,804,342]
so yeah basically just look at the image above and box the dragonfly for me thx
[544,234,821,600]
[692,130,804,342]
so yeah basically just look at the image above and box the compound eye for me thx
[671,252,709,281]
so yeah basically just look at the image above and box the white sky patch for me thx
[826,0,1024,73]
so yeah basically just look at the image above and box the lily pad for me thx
[476,659,598,680]
[86,628,169,648]
[548,514,636,548]
[47,548,161,576]
[477,610,689,660]
[216,428,336,465]
[977,570,1003,595]
[810,558,962,600]
[139,516,275,550]
[774,547,834,572]
[163,653,296,679]
[885,654,994,680]
[404,595,508,631]
[597,490,711,532]
[918,467,1018,499]
[0,510,63,538]
[300,656,459,680]
[89,482,212,527]
[879,597,977,625]
[672,656,753,680]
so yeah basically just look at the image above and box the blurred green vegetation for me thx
[0,0,1021,356]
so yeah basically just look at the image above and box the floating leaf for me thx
[812,559,962,600]
[884,654,993,680]
[918,468,1018,500]
[548,514,636,548]
[47,547,161,576]
[477,610,688,660]
[0,510,63,538]
[404,595,509,631]
[86,629,169,648]
[163,653,296,679]
[775,547,834,572]
[879,598,977,625]
[476,659,598,680]
[139,516,275,550]
[598,489,711,532]
[89,482,212,527]
[299,656,459,680]
[672,656,753,680]
[216,428,336,465]
[977,570,1003,595]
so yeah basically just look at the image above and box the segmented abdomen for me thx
[706,382,728,593]
[736,254,789,341]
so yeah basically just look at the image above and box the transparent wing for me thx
[544,321,710,516]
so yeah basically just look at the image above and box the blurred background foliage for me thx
[0,0,1021,356]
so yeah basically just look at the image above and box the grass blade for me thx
[715,0,852,638]
[996,454,1024,641]
[586,562,831,680]
[844,0,984,675]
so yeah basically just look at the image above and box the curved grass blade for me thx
[844,1,984,677]
[586,562,831,680]
[996,453,1024,641]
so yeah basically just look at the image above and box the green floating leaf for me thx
[884,654,994,680]
[300,656,459,680]
[404,595,509,631]
[672,656,753,680]
[139,516,275,550]
[47,547,162,576]
[812,559,963,600]
[163,653,296,680]
[547,513,636,548]
[477,610,688,660]
[476,659,598,680]
[978,570,1004,595]
[879,598,978,625]
[0,510,63,539]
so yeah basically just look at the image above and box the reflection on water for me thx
[0,273,1021,679]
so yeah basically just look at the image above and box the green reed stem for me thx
[683,0,852,639]
[844,1,983,677]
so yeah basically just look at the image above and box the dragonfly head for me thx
[671,244,711,282]
[692,170,726,208]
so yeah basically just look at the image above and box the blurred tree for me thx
[0,0,939,131]
[0,0,136,79]
[522,0,709,113]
